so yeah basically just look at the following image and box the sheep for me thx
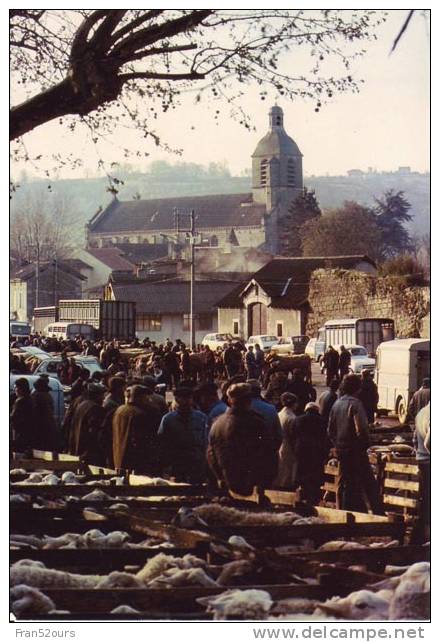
[110,605,141,614]
[61,471,81,485]
[318,541,368,551]
[216,560,255,586]
[27,472,44,484]
[148,567,218,589]
[10,534,43,549]
[147,477,170,486]
[81,489,113,501]
[10,561,99,589]
[10,494,30,503]
[135,553,206,584]
[42,473,60,485]
[314,590,391,621]
[193,504,304,527]
[108,502,130,512]
[10,585,55,618]
[271,598,320,616]
[10,468,27,476]
[95,572,144,589]
[172,507,209,529]
[228,535,255,552]
[197,589,273,620]
[370,562,430,621]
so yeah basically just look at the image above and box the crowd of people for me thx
[10,334,430,539]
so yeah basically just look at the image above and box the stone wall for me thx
[306,269,430,339]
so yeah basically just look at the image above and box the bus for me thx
[307,318,395,361]
[43,322,95,341]
[10,320,32,342]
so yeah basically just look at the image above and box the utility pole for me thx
[35,241,40,309]
[173,208,197,350]
[53,255,58,307]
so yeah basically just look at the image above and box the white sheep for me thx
[271,597,320,616]
[42,473,60,485]
[95,572,144,589]
[10,584,55,618]
[371,562,430,621]
[135,552,206,584]
[61,471,80,485]
[10,494,30,503]
[148,567,218,588]
[227,535,255,552]
[314,590,391,620]
[194,504,301,527]
[318,541,368,551]
[81,489,113,501]
[110,605,141,614]
[198,589,273,620]
[10,468,27,476]
[172,507,209,529]
[10,561,99,589]
[108,502,129,512]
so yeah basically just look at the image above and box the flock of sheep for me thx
[10,469,430,621]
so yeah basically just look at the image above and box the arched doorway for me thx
[248,302,267,336]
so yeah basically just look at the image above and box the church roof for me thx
[252,129,302,158]
[252,105,302,158]
[88,193,265,234]
[217,255,376,309]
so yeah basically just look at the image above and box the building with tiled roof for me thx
[86,106,304,255]
[216,255,377,339]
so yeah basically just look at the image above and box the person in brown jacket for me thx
[207,383,281,496]
[112,385,162,474]
[68,383,106,465]
[31,376,59,451]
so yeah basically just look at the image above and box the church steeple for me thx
[251,105,303,208]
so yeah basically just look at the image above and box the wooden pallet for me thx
[383,459,420,519]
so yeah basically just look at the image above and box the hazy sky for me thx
[10,9,430,179]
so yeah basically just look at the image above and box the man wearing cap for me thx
[113,385,162,473]
[318,379,340,429]
[157,387,209,483]
[408,377,430,421]
[207,383,281,496]
[68,383,106,464]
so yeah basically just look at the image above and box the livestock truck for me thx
[33,300,136,341]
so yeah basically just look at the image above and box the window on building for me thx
[260,159,268,186]
[233,320,239,335]
[136,314,162,332]
[287,158,295,186]
[276,322,283,337]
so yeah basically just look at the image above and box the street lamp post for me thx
[172,208,197,351]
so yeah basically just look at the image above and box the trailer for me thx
[34,300,136,341]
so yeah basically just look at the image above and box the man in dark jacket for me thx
[157,387,208,482]
[323,345,340,386]
[207,383,281,496]
[290,402,330,505]
[338,346,351,380]
[289,369,317,414]
[68,383,106,464]
[358,369,379,424]
[31,376,58,451]
[408,378,430,421]
[113,385,161,473]
[10,378,34,452]
[223,342,242,379]
[328,374,382,514]
[318,379,340,428]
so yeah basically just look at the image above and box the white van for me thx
[44,322,95,341]
[375,339,430,424]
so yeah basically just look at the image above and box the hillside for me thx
[10,167,429,247]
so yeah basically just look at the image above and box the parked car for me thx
[271,335,310,355]
[33,356,103,379]
[201,333,235,351]
[246,335,279,352]
[320,345,376,375]
[305,338,321,361]
[10,374,65,428]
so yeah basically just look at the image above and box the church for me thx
[86,105,304,255]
